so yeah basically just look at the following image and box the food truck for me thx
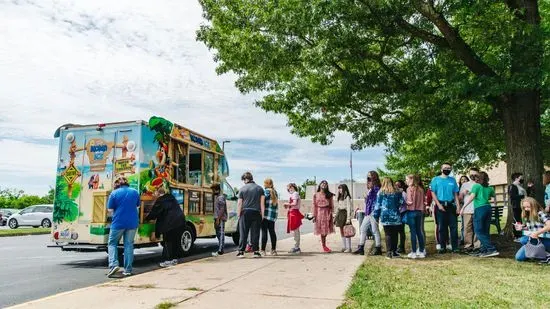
[49,116,239,256]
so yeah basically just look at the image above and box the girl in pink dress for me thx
[313,180,335,252]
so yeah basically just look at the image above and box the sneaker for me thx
[386,252,393,259]
[446,244,452,251]
[171,259,178,265]
[253,251,262,258]
[236,251,245,258]
[260,250,267,256]
[479,251,500,258]
[107,266,120,278]
[289,247,301,254]
[271,250,278,256]
[344,248,352,253]
[323,246,332,253]
[407,252,417,259]
[397,247,405,254]
[436,244,442,250]
[245,245,253,253]
[159,261,173,268]
[212,251,224,257]
[340,248,346,253]
[122,272,132,277]
[392,251,401,258]
[417,251,426,259]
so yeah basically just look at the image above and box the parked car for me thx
[0,209,18,226]
[7,205,53,229]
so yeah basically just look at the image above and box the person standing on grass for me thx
[508,172,526,238]
[514,197,550,262]
[395,180,408,254]
[374,177,404,259]
[461,172,499,258]
[313,180,335,253]
[458,175,470,246]
[459,168,481,253]
[236,172,265,258]
[405,174,426,259]
[354,171,382,255]
[334,184,354,253]
[261,178,279,256]
[430,163,461,254]
[106,176,140,277]
[210,183,227,257]
[285,183,303,254]
[543,171,550,213]
[147,187,186,267]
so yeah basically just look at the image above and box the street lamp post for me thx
[222,140,231,151]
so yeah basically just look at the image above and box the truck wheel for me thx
[232,232,240,246]
[117,248,124,266]
[180,226,195,256]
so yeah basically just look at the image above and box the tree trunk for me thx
[500,91,544,237]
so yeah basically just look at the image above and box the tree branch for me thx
[395,18,449,48]
[412,0,498,78]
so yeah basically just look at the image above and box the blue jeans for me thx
[436,203,458,250]
[473,205,496,253]
[108,228,137,273]
[515,236,550,261]
[406,211,425,252]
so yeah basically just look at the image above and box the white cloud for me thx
[0,0,386,195]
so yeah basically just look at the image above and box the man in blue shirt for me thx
[107,177,140,277]
[430,163,461,254]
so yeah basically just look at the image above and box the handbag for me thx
[343,224,356,237]
[524,237,550,260]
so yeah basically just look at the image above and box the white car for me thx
[8,205,53,229]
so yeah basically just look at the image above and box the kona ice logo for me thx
[85,139,114,171]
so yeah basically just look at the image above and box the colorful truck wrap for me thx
[51,117,239,254]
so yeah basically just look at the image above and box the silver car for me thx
[7,205,53,229]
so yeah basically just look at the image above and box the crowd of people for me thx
[103,163,550,277]
[228,164,550,263]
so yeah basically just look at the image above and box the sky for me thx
[0,0,386,198]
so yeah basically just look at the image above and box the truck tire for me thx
[180,225,195,256]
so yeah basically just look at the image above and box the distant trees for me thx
[0,187,54,209]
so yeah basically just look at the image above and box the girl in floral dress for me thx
[313,180,335,252]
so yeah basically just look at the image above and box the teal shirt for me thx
[545,184,550,207]
[430,176,459,202]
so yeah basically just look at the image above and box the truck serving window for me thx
[188,147,202,186]
[172,143,187,184]
[204,152,214,186]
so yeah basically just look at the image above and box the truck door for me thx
[79,130,117,224]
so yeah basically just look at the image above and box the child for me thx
[461,172,499,257]
[405,174,426,259]
[284,183,303,254]
[374,177,404,259]
[211,183,227,256]
[313,180,335,253]
[334,184,354,252]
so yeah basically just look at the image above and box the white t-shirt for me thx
[460,181,476,214]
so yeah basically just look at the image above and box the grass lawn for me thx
[0,228,50,237]
[341,216,550,308]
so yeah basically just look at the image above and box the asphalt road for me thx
[0,220,313,308]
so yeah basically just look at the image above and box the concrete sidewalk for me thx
[9,229,364,309]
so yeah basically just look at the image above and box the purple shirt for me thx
[364,186,380,216]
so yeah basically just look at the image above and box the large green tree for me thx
[197,1,548,194]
